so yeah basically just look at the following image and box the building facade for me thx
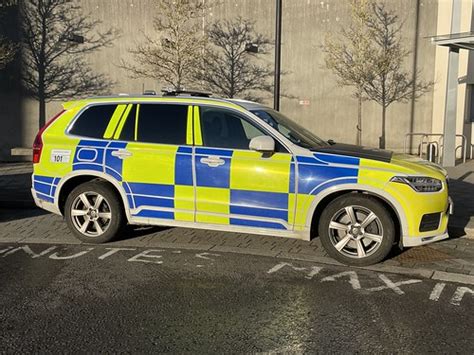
[0,0,473,162]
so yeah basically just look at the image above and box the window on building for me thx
[69,104,117,139]
[136,104,188,145]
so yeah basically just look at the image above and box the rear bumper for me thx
[31,188,61,215]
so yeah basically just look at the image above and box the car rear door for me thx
[118,103,195,223]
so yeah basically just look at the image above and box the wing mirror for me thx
[249,135,275,153]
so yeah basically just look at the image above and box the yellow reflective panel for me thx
[103,104,127,139]
[186,106,193,145]
[122,143,178,185]
[175,185,195,222]
[113,104,133,139]
[196,187,229,224]
[134,104,140,141]
[193,106,203,146]
[230,151,292,193]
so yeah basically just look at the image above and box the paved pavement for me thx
[1,162,474,282]
[0,243,472,353]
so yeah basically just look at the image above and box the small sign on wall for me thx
[299,99,310,106]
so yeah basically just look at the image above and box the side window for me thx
[119,104,137,141]
[200,107,265,150]
[69,105,117,139]
[199,107,288,152]
[136,104,188,145]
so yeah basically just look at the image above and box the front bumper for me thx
[402,196,453,247]
[402,230,449,247]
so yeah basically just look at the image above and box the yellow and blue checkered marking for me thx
[33,175,60,203]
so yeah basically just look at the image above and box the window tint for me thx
[119,104,136,141]
[200,107,287,152]
[137,104,188,145]
[69,105,117,138]
[200,107,265,150]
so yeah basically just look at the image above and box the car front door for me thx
[193,105,295,231]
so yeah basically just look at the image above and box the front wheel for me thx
[65,181,125,243]
[318,194,395,266]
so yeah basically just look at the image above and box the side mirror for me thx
[249,135,275,153]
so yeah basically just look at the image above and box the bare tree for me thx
[20,0,117,128]
[323,0,373,146]
[0,36,15,69]
[363,2,432,149]
[323,1,432,149]
[0,0,16,69]
[196,17,273,101]
[120,0,210,91]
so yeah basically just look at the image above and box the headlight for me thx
[390,176,442,192]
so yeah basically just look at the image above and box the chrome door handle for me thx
[111,149,132,159]
[200,156,225,167]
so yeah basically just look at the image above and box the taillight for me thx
[33,110,65,164]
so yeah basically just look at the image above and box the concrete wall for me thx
[0,0,445,160]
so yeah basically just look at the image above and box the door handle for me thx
[200,156,225,167]
[111,149,132,159]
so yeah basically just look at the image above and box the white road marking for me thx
[366,274,421,295]
[195,252,221,260]
[3,245,57,258]
[267,262,322,279]
[321,271,361,290]
[0,246,13,255]
[49,248,95,260]
[450,286,474,306]
[429,283,446,301]
[98,248,136,260]
[128,250,164,264]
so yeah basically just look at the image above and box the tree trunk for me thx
[380,105,386,149]
[357,95,362,146]
[38,69,46,128]
[39,97,46,129]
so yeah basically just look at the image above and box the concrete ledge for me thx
[10,148,32,156]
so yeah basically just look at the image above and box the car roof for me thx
[62,94,271,112]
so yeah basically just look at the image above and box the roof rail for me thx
[161,89,212,98]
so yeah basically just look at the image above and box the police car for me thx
[31,90,452,266]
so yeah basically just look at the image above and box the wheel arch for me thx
[306,184,407,241]
[55,171,132,222]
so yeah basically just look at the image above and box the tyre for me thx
[318,194,395,266]
[64,181,125,243]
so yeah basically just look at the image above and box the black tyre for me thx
[64,181,125,243]
[318,194,395,266]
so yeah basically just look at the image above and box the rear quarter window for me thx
[69,105,117,139]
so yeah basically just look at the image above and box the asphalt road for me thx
[0,243,472,353]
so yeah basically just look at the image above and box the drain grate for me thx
[394,246,453,262]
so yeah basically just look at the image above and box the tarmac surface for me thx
[0,243,473,353]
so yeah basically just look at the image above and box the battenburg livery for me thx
[31,92,452,265]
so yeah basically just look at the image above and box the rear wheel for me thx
[65,181,125,243]
[318,194,395,266]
